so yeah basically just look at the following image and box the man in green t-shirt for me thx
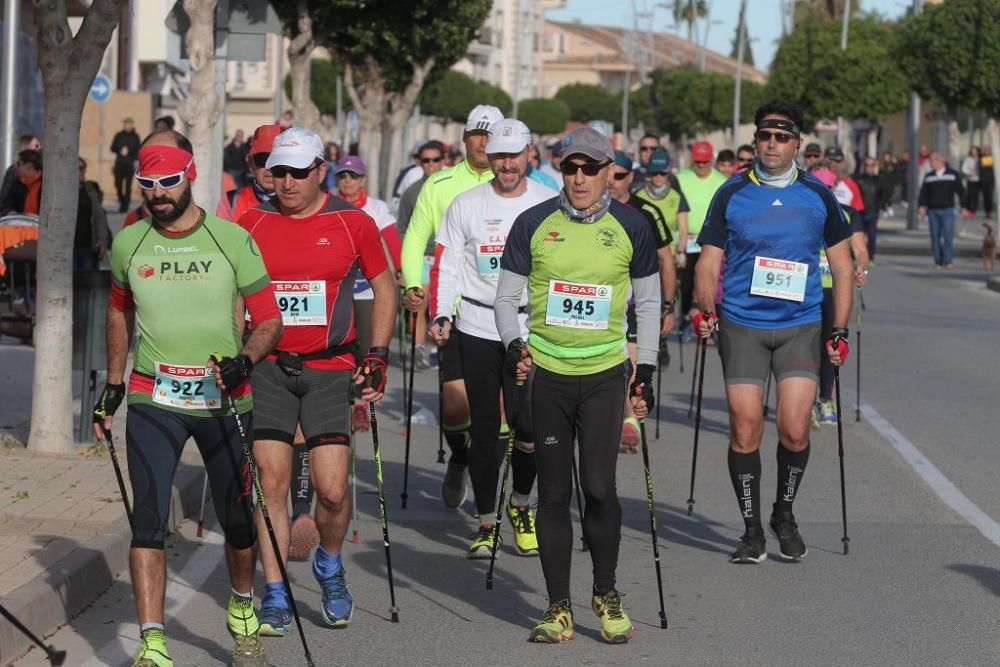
[676,140,728,333]
[495,127,660,645]
[92,130,283,667]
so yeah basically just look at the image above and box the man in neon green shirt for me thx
[676,140,728,329]
[401,104,503,508]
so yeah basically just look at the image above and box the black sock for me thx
[290,447,314,518]
[443,424,470,465]
[728,448,762,531]
[511,447,536,499]
[775,442,810,513]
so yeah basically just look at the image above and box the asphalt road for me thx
[14,252,1000,667]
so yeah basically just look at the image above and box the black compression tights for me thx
[532,364,627,602]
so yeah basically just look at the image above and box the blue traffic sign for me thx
[89,75,112,103]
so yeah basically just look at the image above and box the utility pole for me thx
[906,0,924,231]
[732,0,747,147]
[835,0,851,147]
[1,0,20,174]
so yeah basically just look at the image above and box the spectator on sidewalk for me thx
[879,151,898,216]
[918,152,965,269]
[980,145,995,220]
[223,129,249,187]
[322,142,342,191]
[15,149,43,215]
[74,157,110,271]
[0,135,40,213]
[857,156,884,261]
[898,151,911,205]
[961,146,980,217]
[154,116,175,131]
[110,117,140,213]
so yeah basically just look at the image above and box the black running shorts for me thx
[125,403,256,550]
[439,327,464,383]
[251,359,352,448]
[717,317,822,386]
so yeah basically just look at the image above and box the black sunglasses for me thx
[559,160,611,176]
[421,156,443,164]
[337,171,362,180]
[650,170,670,177]
[754,130,796,144]
[639,145,658,152]
[251,153,268,169]
[612,170,630,180]
[270,163,320,180]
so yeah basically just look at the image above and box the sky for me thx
[545,0,912,72]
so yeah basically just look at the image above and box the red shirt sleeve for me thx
[352,212,390,280]
[109,283,135,311]
[244,282,280,324]
[380,224,402,272]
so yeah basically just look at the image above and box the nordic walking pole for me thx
[224,394,315,666]
[398,296,407,416]
[196,470,209,537]
[677,327,685,374]
[0,603,67,665]
[687,338,708,516]
[367,396,401,622]
[99,427,134,533]
[401,310,417,509]
[855,290,862,423]
[436,363,446,464]
[637,410,668,629]
[487,370,525,591]
[687,333,700,419]
[350,419,359,544]
[655,353,663,439]
[571,453,588,552]
[833,366,850,555]
[762,372,772,418]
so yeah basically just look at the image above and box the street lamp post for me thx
[1,0,20,174]
[906,0,924,231]
[731,0,747,147]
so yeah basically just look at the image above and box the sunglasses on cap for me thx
[336,171,363,180]
[754,130,796,144]
[270,163,320,180]
[559,160,611,176]
[251,153,269,169]
[136,161,191,190]
[421,156,443,164]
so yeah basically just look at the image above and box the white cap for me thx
[464,104,504,133]
[265,127,325,170]
[486,118,532,154]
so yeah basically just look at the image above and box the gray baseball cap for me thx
[561,127,614,162]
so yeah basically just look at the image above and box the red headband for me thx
[138,145,197,183]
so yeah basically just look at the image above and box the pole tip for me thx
[351,533,359,544]
[390,608,400,623]
[48,649,67,666]
[486,579,494,591]
[687,502,694,516]
[660,618,668,629]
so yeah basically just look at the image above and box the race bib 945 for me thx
[545,280,612,329]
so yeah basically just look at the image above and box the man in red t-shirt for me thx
[240,127,397,633]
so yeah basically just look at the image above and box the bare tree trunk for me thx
[344,57,434,199]
[986,118,1000,215]
[177,0,220,210]
[31,0,125,452]
[287,0,320,131]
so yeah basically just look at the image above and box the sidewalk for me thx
[874,210,985,259]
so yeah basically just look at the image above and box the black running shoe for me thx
[769,508,808,560]
[730,526,767,564]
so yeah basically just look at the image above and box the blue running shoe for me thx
[258,605,292,637]
[318,567,354,627]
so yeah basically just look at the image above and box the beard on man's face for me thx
[145,184,193,224]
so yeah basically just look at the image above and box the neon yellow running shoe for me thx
[506,502,539,556]
[132,628,173,667]
[468,524,500,559]
[226,593,261,637]
[529,599,575,643]
[591,590,634,644]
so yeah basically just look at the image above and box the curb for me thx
[876,243,981,259]
[0,460,205,665]
[988,276,1000,293]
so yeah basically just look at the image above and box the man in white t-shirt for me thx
[429,119,552,559]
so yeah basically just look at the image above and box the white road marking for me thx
[81,529,225,667]
[852,392,1000,548]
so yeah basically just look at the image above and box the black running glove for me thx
[361,347,390,394]
[93,383,126,423]
[629,363,656,414]
[505,338,529,374]
[215,354,253,390]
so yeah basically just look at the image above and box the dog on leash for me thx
[984,223,997,272]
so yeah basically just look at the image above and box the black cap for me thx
[824,146,845,161]
[804,143,822,156]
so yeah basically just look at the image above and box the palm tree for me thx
[671,0,707,42]
[794,0,862,23]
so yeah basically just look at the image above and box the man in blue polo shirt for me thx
[693,100,855,564]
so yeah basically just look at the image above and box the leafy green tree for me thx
[418,70,512,121]
[729,21,754,66]
[629,84,659,134]
[767,17,909,127]
[554,83,622,129]
[273,0,492,196]
[516,98,571,135]
[283,59,352,116]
